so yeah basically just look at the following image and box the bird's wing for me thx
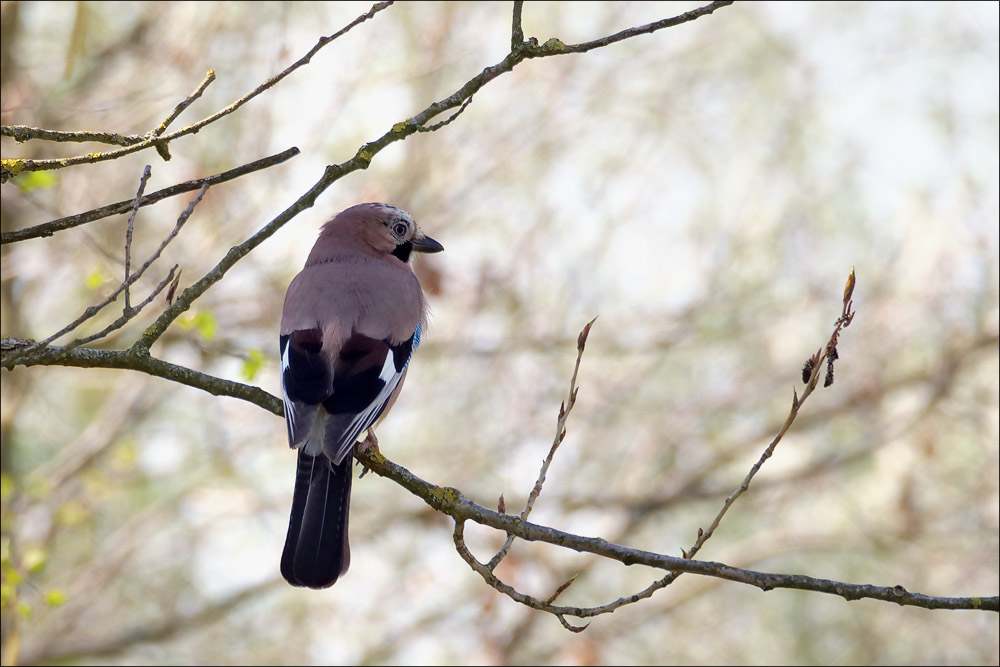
[320,323,420,464]
[280,327,331,451]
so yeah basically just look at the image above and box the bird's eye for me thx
[392,222,408,237]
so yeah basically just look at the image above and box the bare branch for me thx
[2,187,207,367]
[0,70,216,156]
[124,166,153,310]
[511,0,525,50]
[0,337,281,414]
[534,0,735,56]
[488,317,597,571]
[1,147,299,245]
[363,447,998,617]
[149,69,217,141]
[1,125,146,147]
[0,2,393,181]
[415,96,475,133]
[64,266,179,351]
[685,268,857,560]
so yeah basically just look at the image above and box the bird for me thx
[278,202,443,589]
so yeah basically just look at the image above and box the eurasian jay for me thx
[279,202,443,589]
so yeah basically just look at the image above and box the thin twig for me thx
[453,520,585,631]
[1,125,146,146]
[1,147,299,245]
[148,70,218,161]
[361,449,997,619]
[62,267,179,352]
[488,317,597,571]
[683,269,857,561]
[511,0,525,50]
[531,0,735,57]
[415,96,475,133]
[3,186,207,367]
[0,70,215,157]
[0,338,281,413]
[150,70,216,139]
[124,166,153,310]
[0,2,393,180]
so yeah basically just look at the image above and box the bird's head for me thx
[321,202,444,263]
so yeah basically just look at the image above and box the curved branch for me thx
[1,125,146,146]
[359,281,992,620]
[488,317,597,571]
[3,186,206,368]
[0,71,216,152]
[358,445,998,616]
[1,148,300,245]
[0,337,282,415]
[137,2,736,349]
[0,2,392,181]
[532,0,734,56]
[5,1,736,365]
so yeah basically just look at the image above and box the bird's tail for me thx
[280,450,353,588]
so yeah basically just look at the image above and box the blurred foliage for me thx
[240,348,266,382]
[177,310,218,342]
[1,1,998,665]
[11,171,56,194]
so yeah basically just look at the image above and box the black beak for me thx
[411,234,444,254]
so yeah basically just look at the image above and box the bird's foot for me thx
[356,429,380,478]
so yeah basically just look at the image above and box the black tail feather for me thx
[280,450,353,588]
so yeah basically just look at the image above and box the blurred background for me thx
[1,1,997,664]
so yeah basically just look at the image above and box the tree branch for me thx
[488,317,597,571]
[0,70,216,157]
[0,2,392,182]
[359,272,992,622]
[148,69,217,160]
[530,0,735,56]
[2,187,206,368]
[684,269,857,560]
[358,446,998,616]
[1,125,147,147]
[123,166,152,310]
[1,147,299,245]
[511,0,525,50]
[5,0,734,368]
[0,338,282,414]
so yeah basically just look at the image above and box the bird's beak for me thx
[411,233,444,254]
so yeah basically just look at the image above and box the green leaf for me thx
[0,473,13,502]
[197,311,217,340]
[178,310,217,341]
[1,582,16,608]
[241,348,266,381]
[22,546,47,573]
[85,268,108,290]
[16,170,57,193]
[55,500,90,526]
[44,589,67,607]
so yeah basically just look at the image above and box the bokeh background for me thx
[2,1,998,665]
